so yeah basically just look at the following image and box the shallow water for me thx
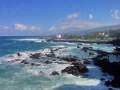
[0,63,103,90]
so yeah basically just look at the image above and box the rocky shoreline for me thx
[93,52,120,88]
[2,47,89,76]
[1,44,120,90]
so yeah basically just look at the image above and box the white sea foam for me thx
[81,43,91,46]
[50,41,76,45]
[13,38,47,43]
[0,45,119,90]
[50,45,65,48]
[21,58,106,90]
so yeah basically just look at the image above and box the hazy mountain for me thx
[62,25,120,35]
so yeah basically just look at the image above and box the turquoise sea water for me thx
[0,36,115,57]
[0,36,53,56]
[0,36,76,57]
[0,36,116,90]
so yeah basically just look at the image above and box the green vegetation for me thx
[62,32,109,40]
[62,29,120,40]
[109,29,120,38]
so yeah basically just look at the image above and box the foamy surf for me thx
[0,42,119,90]
[13,38,47,43]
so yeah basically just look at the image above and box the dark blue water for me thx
[0,36,114,57]
[0,36,55,56]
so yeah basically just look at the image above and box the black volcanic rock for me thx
[45,53,55,57]
[108,87,114,90]
[110,77,120,88]
[100,78,105,81]
[45,49,56,57]
[17,52,21,56]
[61,62,88,76]
[21,60,29,64]
[115,47,120,51]
[83,60,91,64]
[30,63,41,66]
[60,56,78,62]
[111,38,120,46]
[44,60,52,64]
[50,71,59,75]
[81,47,88,52]
[30,53,41,59]
[105,80,111,86]
[114,47,120,55]
[94,54,120,87]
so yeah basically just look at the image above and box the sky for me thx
[0,0,120,36]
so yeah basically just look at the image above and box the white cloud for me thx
[89,14,93,19]
[49,14,103,31]
[67,12,80,19]
[49,20,103,31]
[15,23,27,30]
[111,9,120,20]
[14,23,40,31]
[0,23,40,31]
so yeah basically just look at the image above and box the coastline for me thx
[48,39,112,44]
[0,38,120,90]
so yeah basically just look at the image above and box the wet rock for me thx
[108,87,114,90]
[115,47,120,52]
[94,50,109,57]
[114,47,120,55]
[81,47,92,52]
[17,52,21,56]
[89,52,94,56]
[52,59,56,61]
[30,53,41,59]
[105,80,111,86]
[30,63,41,66]
[77,45,80,48]
[100,78,105,81]
[50,71,59,75]
[94,54,120,87]
[94,56,120,76]
[60,56,78,62]
[110,77,120,88]
[71,60,82,65]
[44,60,52,64]
[81,47,88,52]
[111,38,120,46]
[45,53,55,57]
[93,54,110,70]
[83,60,91,64]
[14,59,21,61]
[43,48,56,57]
[61,62,88,76]
[21,60,29,64]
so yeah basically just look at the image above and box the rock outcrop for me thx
[93,54,120,87]
[61,61,88,76]
[30,53,41,59]
[50,71,59,75]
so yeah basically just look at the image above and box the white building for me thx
[56,34,62,39]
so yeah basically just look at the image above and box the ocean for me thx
[0,36,117,90]
[0,36,56,56]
